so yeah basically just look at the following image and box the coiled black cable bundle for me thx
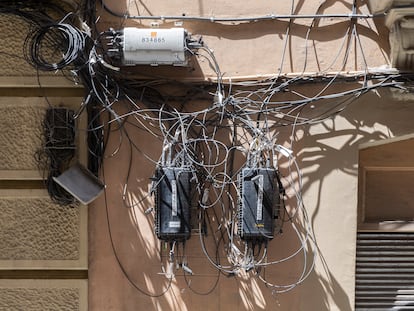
[25,21,86,71]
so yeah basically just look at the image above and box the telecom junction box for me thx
[154,166,192,241]
[238,168,281,241]
[122,27,188,66]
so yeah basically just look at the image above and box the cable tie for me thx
[276,145,293,157]
[98,57,120,71]
[81,22,91,37]
[165,262,174,279]
[89,56,96,65]
[214,92,224,106]
[169,250,175,262]
[202,188,209,204]
[182,263,193,275]
[144,207,153,214]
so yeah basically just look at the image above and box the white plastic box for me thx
[122,27,187,66]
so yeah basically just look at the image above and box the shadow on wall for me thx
[293,87,414,227]
[275,87,414,311]
[301,269,353,311]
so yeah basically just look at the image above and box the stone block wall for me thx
[0,96,87,310]
[0,99,47,171]
[0,6,87,311]
[0,100,87,310]
[0,280,87,311]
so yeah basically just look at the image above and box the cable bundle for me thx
[26,21,86,71]
[36,108,77,205]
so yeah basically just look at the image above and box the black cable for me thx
[25,22,87,71]
[87,102,105,176]
[102,163,173,297]
[99,0,126,18]
[182,240,221,296]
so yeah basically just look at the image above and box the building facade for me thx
[0,1,413,310]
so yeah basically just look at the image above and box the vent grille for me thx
[355,232,414,310]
